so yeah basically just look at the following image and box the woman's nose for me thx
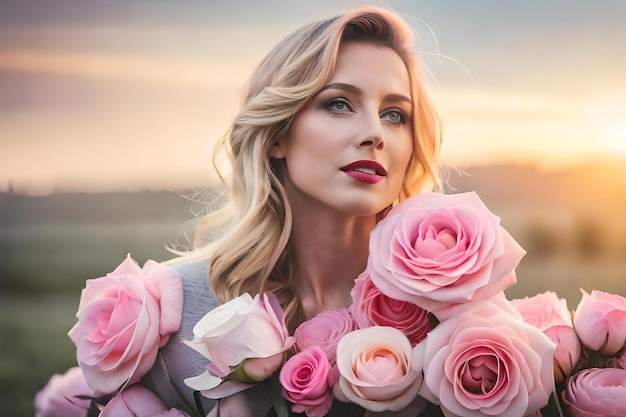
[358,111,384,150]
[359,134,384,149]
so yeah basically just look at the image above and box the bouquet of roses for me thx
[275,192,626,417]
[279,192,557,417]
[35,192,626,417]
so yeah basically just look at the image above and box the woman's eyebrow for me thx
[385,94,412,105]
[318,82,412,105]
[318,82,362,96]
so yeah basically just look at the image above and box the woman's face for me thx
[274,42,413,217]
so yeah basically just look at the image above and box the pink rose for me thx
[68,255,183,395]
[279,347,336,417]
[294,308,355,364]
[562,368,626,417]
[333,326,425,413]
[35,367,96,417]
[350,272,430,346]
[100,384,169,417]
[511,291,582,384]
[414,302,556,417]
[184,292,295,392]
[368,192,526,320]
[574,289,626,355]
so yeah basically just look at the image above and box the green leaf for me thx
[266,374,289,417]
[194,390,207,416]
[86,400,101,417]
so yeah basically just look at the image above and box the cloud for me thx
[0,49,251,87]
[0,0,353,27]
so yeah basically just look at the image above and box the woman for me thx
[119,5,440,417]
[141,5,443,416]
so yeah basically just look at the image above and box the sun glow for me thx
[581,97,626,157]
[602,124,626,155]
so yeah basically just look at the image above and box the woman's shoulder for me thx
[169,260,209,280]
[168,260,210,288]
[168,261,219,339]
[142,260,221,415]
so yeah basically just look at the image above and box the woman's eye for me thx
[383,110,408,124]
[325,97,352,112]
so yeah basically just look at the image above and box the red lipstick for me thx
[340,160,387,184]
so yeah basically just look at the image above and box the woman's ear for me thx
[269,141,286,159]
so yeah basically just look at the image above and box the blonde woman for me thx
[144,6,442,416]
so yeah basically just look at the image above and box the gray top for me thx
[141,261,365,417]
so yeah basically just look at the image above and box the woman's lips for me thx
[340,160,387,184]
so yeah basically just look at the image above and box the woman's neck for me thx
[289,210,376,319]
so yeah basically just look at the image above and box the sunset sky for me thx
[1,0,625,194]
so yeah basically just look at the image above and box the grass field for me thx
[1,294,78,416]
[0,228,182,416]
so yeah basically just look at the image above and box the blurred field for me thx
[0,190,201,416]
[0,294,78,415]
[1,162,625,416]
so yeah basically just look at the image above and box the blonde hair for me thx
[180,6,442,330]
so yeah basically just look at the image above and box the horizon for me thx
[3,156,625,197]
[1,0,625,194]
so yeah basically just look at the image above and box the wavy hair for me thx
[178,6,442,331]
